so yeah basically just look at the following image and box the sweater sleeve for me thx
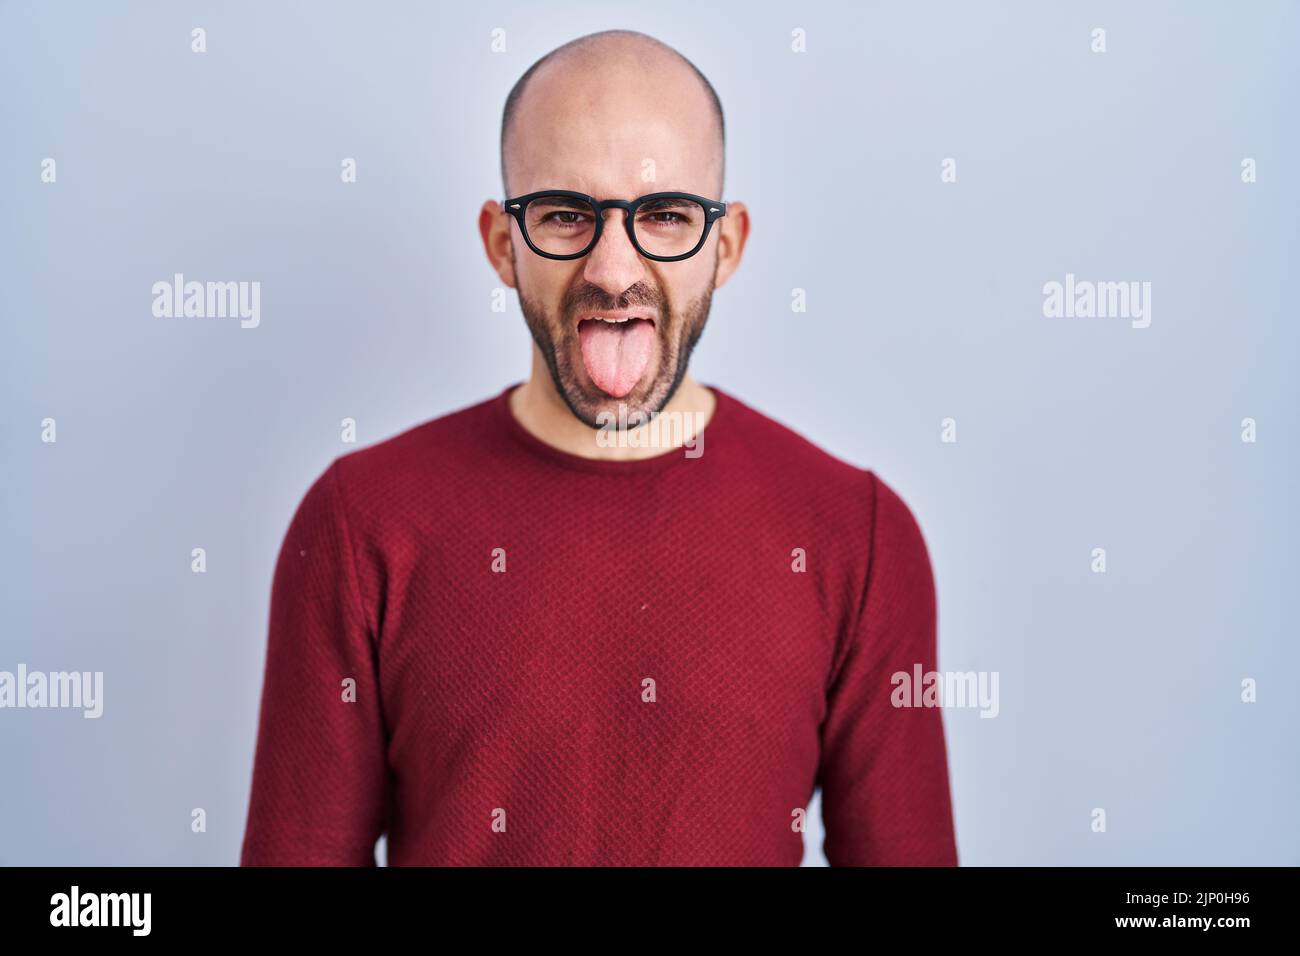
[239,458,390,865]
[816,472,958,866]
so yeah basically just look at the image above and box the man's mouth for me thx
[575,311,657,398]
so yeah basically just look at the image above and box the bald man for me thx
[241,30,958,867]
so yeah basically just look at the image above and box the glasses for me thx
[503,190,727,262]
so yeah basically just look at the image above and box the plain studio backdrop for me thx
[1,1,1297,865]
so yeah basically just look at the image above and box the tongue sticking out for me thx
[577,319,655,398]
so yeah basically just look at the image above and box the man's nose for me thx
[582,208,646,297]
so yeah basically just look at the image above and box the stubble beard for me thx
[514,247,717,430]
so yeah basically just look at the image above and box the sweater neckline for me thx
[493,381,732,474]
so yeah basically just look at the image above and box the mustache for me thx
[562,282,661,316]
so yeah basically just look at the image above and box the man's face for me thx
[502,54,725,428]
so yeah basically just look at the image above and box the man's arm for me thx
[240,458,389,865]
[817,472,958,866]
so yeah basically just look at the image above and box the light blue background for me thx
[2,0,1296,865]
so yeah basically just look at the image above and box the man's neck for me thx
[508,350,716,461]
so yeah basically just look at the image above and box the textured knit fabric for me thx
[239,383,958,866]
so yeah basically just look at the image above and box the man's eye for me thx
[639,210,690,225]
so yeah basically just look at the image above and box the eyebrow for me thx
[527,195,592,210]
[636,197,699,209]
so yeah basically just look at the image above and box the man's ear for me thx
[712,200,750,290]
[479,200,517,288]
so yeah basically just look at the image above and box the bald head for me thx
[500,30,725,199]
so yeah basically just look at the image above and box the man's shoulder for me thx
[318,389,505,513]
[714,386,874,488]
[713,386,925,534]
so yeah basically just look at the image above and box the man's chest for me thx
[372,535,844,765]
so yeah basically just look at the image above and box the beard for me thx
[515,249,717,430]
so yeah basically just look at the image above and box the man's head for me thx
[480,30,749,428]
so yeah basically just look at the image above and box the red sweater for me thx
[240,384,958,866]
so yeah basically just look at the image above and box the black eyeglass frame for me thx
[502,189,727,262]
